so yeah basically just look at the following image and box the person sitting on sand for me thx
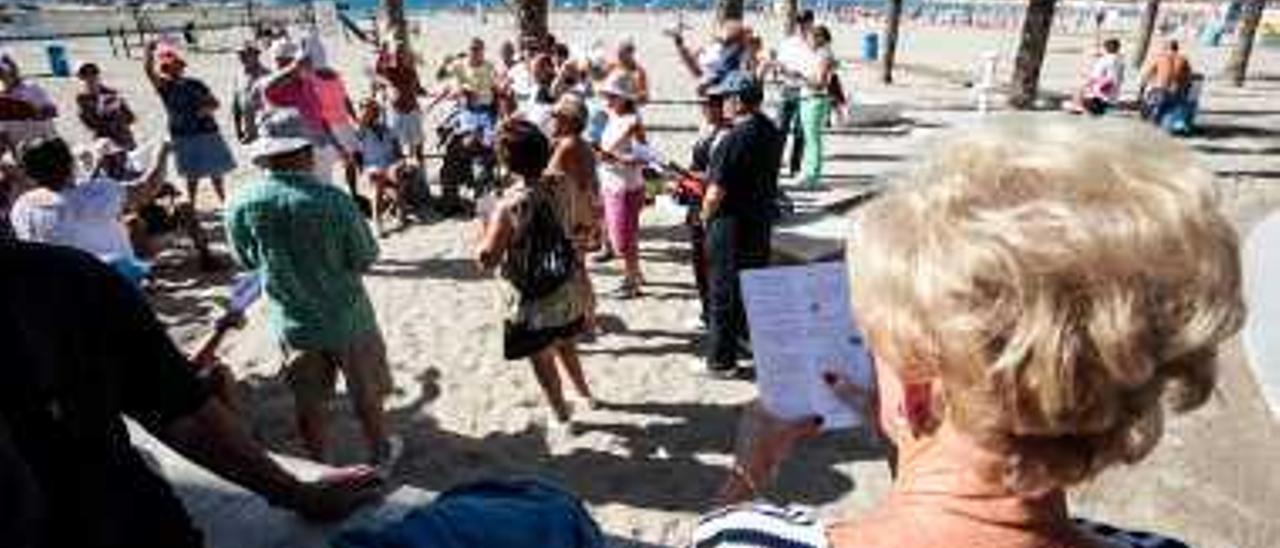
[0,52,58,144]
[226,108,401,467]
[440,37,500,121]
[144,41,237,210]
[1,240,383,548]
[75,62,137,152]
[355,98,410,236]
[698,117,1241,548]
[476,118,596,424]
[9,137,174,286]
[547,95,602,334]
[1067,38,1125,116]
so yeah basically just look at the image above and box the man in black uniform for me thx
[0,240,383,548]
[699,71,782,378]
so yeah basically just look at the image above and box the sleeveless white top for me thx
[596,113,644,193]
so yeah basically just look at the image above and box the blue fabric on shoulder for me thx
[334,477,605,548]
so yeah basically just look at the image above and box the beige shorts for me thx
[283,331,392,413]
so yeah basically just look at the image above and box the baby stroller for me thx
[435,105,498,217]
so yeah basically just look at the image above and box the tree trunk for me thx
[1131,0,1160,68]
[1009,0,1058,109]
[717,0,744,22]
[1225,0,1266,87]
[383,0,408,53]
[514,0,550,47]
[781,0,799,35]
[882,0,904,84]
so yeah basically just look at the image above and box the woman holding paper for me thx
[696,117,1243,548]
[595,72,649,298]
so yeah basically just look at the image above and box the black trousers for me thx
[686,210,709,321]
[705,216,771,368]
[776,95,805,177]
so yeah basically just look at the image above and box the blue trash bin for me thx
[861,32,880,62]
[46,44,70,77]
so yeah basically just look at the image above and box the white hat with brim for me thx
[246,107,314,165]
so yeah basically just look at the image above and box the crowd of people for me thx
[0,10,1250,548]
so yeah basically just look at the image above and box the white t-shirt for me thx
[800,46,834,97]
[9,177,134,262]
[777,35,811,92]
[1087,52,1125,102]
[597,113,644,193]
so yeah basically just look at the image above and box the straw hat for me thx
[246,108,314,165]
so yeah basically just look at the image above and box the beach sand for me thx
[6,9,1279,546]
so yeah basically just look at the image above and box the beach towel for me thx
[333,478,604,548]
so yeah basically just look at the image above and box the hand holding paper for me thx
[741,262,876,431]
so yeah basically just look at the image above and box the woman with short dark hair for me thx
[477,119,597,424]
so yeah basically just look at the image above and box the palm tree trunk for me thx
[514,0,550,46]
[781,0,799,35]
[1131,0,1160,68]
[717,0,744,22]
[882,0,904,84]
[383,0,408,51]
[1009,0,1058,109]
[1225,0,1266,87]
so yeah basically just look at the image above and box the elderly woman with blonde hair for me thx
[697,116,1243,548]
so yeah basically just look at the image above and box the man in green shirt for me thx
[227,108,400,467]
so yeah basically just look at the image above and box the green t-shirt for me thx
[226,171,379,350]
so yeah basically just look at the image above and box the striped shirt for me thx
[226,170,379,350]
[694,503,1189,548]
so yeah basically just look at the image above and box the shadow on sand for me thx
[232,359,886,521]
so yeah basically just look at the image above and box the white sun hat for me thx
[246,108,314,165]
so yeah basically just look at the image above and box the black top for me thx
[0,242,209,548]
[706,112,782,223]
[158,77,220,136]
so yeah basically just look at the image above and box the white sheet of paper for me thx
[631,143,665,169]
[741,262,875,430]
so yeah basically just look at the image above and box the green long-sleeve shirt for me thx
[227,171,379,350]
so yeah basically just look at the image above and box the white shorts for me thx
[388,109,425,148]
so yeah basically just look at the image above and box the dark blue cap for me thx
[706,70,763,103]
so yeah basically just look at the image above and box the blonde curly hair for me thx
[848,116,1244,494]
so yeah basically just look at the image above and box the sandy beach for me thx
[4,7,1279,546]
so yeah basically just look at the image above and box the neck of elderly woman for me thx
[836,422,1074,546]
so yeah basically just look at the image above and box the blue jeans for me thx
[705,216,771,369]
